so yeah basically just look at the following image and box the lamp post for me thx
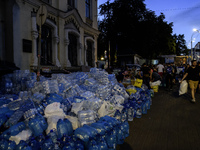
[191,28,200,60]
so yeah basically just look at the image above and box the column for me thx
[31,31,38,66]
[94,35,98,67]
[78,41,83,66]
[53,37,61,67]
[84,44,88,66]
[31,13,38,66]
[64,29,71,67]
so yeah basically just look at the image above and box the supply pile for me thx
[0,68,154,150]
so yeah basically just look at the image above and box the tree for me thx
[173,34,188,55]
[98,0,185,65]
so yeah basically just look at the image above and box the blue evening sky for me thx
[98,0,200,49]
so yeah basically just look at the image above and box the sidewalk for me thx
[117,85,200,150]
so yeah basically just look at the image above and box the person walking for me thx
[180,60,200,103]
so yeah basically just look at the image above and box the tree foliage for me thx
[97,0,188,65]
[173,34,189,55]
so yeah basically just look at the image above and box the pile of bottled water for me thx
[0,68,154,149]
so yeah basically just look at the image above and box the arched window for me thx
[86,40,93,67]
[38,24,52,65]
[68,33,78,66]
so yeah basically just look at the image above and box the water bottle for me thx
[48,129,58,143]
[7,140,16,150]
[74,127,91,143]
[116,125,124,145]
[1,122,26,140]
[78,110,95,127]
[29,137,40,150]
[97,136,108,150]
[90,122,106,136]
[74,138,84,150]
[54,142,61,150]
[82,124,98,138]
[28,118,44,137]
[0,114,7,127]
[114,110,121,121]
[5,110,24,127]
[121,107,128,122]
[61,135,75,149]
[135,105,142,118]
[142,102,147,114]
[16,140,32,150]
[0,139,8,150]
[87,138,98,150]
[105,130,116,149]
[37,134,45,148]
[5,78,13,94]
[57,119,69,139]
[147,98,151,110]
[24,108,37,120]
[35,113,48,131]
[41,136,54,150]
[62,142,76,150]
[63,119,73,136]
[60,99,71,114]
[122,121,129,138]
[128,106,134,121]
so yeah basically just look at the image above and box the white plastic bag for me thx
[150,80,161,87]
[9,130,32,144]
[44,102,66,118]
[179,80,188,95]
[98,101,116,118]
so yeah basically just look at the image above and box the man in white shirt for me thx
[157,62,164,78]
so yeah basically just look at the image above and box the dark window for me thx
[87,41,93,67]
[85,0,90,18]
[68,0,75,8]
[68,34,78,66]
[37,25,52,65]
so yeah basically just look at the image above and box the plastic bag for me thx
[9,129,32,144]
[150,80,161,87]
[134,78,143,88]
[179,80,188,95]
[44,102,66,118]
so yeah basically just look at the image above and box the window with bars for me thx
[85,0,90,18]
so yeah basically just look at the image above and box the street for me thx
[117,84,200,150]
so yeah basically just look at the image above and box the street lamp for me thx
[191,28,200,60]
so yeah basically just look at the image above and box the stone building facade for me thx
[0,0,100,71]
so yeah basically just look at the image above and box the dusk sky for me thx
[98,0,200,49]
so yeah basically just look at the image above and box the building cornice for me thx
[22,0,100,36]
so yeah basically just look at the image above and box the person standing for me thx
[157,62,164,78]
[139,63,152,89]
[165,63,174,90]
[180,60,200,103]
